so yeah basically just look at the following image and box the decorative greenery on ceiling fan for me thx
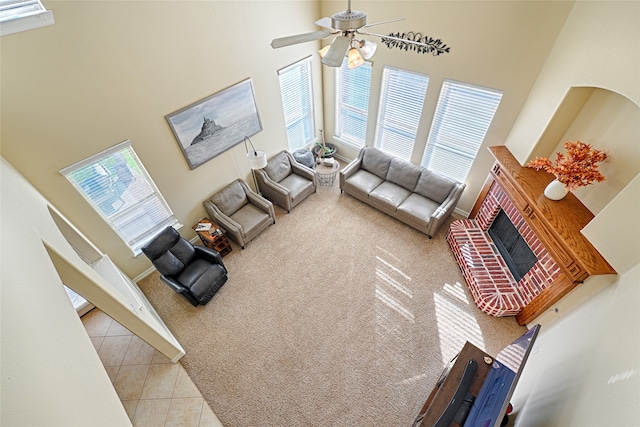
[381,32,450,56]
[270,0,450,68]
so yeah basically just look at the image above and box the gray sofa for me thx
[340,146,465,238]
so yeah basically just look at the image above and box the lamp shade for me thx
[359,40,377,59]
[247,150,267,169]
[318,44,330,58]
[347,47,364,69]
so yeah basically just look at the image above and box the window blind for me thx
[374,67,429,161]
[335,58,372,148]
[0,0,54,36]
[421,80,503,183]
[60,140,179,255]
[277,56,315,151]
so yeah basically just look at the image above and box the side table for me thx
[315,159,340,186]
[192,218,232,257]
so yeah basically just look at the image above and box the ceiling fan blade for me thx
[314,17,333,30]
[362,18,404,28]
[321,35,351,67]
[271,30,332,49]
[359,30,434,50]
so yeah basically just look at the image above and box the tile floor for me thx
[81,308,223,427]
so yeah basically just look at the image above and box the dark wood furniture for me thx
[470,146,616,325]
[415,342,494,427]
[192,217,232,257]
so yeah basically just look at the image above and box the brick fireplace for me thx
[448,181,563,317]
[447,146,615,325]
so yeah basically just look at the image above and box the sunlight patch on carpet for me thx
[434,291,485,363]
[442,281,470,305]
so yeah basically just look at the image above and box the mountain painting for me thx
[166,78,263,169]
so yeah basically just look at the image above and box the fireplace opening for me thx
[488,210,538,282]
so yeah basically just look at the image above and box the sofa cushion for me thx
[396,193,441,228]
[343,169,384,199]
[414,169,456,204]
[369,181,412,213]
[361,147,393,180]
[280,174,315,205]
[386,158,423,192]
[231,203,271,239]
[264,151,292,183]
[210,180,248,216]
[292,148,315,169]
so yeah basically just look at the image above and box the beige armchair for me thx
[203,179,275,249]
[254,150,317,213]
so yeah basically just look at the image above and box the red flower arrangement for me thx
[527,141,608,191]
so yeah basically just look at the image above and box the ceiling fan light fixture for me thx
[347,47,364,69]
[318,44,330,58]
[358,39,377,59]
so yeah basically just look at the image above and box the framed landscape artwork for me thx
[166,78,263,169]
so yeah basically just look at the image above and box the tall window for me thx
[422,80,503,183]
[61,140,179,255]
[374,67,429,161]
[278,56,315,151]
[335,58,372,148]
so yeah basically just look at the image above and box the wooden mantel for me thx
[470,146,616,324]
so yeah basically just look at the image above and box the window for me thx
[278,56,315,151]
[335,58,372,148]
[374,67,429,161]
[0,0,54,37]
[61,140,180,255]
[422,80,503,183]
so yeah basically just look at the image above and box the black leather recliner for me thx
[141,226,227,306]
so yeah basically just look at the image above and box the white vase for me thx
[544,179,568,200]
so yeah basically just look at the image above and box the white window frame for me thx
[374,66,430,161]
[60,140,180,256]
[0,0,54,36]
[335,58,372,148]
[277,56,316,151]
[421,79,503,183]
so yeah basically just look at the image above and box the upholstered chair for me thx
[254,150,317,213]
[203,179,275,249]
[141,226,227,307]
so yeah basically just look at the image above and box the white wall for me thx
[502,1,640,425]
[0,158,132,426]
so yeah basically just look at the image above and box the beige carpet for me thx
[138,176,525,427]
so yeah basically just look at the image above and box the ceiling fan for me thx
[270,0,450,69]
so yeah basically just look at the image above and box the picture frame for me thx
[166,78,263,169]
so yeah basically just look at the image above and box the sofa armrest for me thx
[426,182,466,237]
[255,169,291,206]
[246,190,276,221]
[339,148,366,189]
[290,159,317,183]
[203,200,244,240]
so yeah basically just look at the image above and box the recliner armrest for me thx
[194,246,227,273]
